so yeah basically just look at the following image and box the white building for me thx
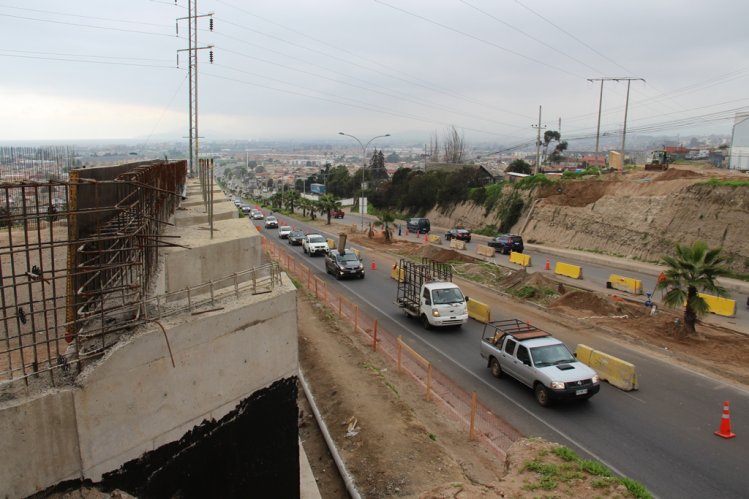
[729,112,749,171]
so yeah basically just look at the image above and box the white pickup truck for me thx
[480,320,600,406]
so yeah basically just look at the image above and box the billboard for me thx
[310,183,326,194]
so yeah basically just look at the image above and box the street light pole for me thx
[338,132,390,229]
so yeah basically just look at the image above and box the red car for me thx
[332,209,345,219]
[445,228,471,242]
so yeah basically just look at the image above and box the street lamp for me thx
[338,132,390,228]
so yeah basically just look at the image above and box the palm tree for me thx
[317,194,341,225]
[284,190,300,213]
[373,210,396,242]
[657,240,731,336]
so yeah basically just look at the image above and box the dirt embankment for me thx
[425,166,749,274]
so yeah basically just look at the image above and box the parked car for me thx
[488,234,524,255]
[406,217,430,234]
[264,216,278,229]
[278,226,292,238]
[332,209,345,219]
[302,234,329,256]
[325,249,365,279]
[288,230,305,245]
[445,228,471,242]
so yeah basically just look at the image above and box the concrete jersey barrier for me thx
[607,274,643,295]
[476,245,495,257]
[509,251,531,267]
[575,344,638,391]
[467,298,491,323]
[555,261,583,279]
[698,292,736,317]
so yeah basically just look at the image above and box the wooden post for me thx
[397,337,402,371]
[314,277,319,298]
[426,363,433,401]
[372,320,378,352]
[354,304,359,334]
[469,392,477,440]
[338,295,342,318]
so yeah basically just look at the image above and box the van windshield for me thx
[432,287,464,304]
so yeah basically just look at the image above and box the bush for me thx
[515,173,553,190]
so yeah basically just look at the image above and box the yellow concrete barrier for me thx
[327,239,336,250]
[467,298,490,323]
[477,245,495,257]
[449,239,467,250]
[607,274,642,295]
[390,265,405,282]
[428,234,441,244]
[555,261,583,279]
[509,251,531,267]
[575,344,638,391]
[698,293,736,317]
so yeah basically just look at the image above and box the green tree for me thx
[326,164,353,197]
[506,159,532,175]
[656,241,731,336]
[370,149,388,180]
[317,193,341,225]
[284,190,300,213]
[542,130,561,163]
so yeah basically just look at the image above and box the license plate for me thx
[575,389,588,396]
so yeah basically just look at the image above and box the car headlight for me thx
[431,308,440,317]
[550,381,565,390]
[592,374,600,384]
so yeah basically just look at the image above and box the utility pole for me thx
[531,106,545,174]
[176,1,214,177]
[587,77,644,166]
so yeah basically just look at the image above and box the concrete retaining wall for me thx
[0,280,297,497]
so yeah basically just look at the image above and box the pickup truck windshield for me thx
[530,344,575,367]
[432,287,464,304]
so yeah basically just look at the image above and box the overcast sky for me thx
[1,0,748,147]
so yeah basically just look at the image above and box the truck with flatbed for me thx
[396,258,468,329]
[480,319,600,406]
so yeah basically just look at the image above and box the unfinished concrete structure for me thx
[0,160,300,497]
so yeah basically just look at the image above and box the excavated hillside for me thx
[426,166,749,274]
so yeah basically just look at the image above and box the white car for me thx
[302,234,328,256]
[264,216,279,229]
[278,226,292,238]
[252,211,264,220]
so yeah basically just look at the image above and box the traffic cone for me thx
[423,233,429,244]
[371,257,377,270]
[715,400,736,439]
[545,258,551,271]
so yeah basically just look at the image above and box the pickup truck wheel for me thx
[420,314,432,330]
[535,384,551,407]
[489,358,502,378]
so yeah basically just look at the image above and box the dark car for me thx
[406,217,430,234]
[332,209,345,219]
[288,230,305,245]
[445,228,471,242]
[488,234,524,255]
[325,249,365,279]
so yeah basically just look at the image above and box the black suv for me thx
[406,217,430,234]
[488,234,524,254]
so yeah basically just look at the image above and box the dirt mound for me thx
[549,290,625,316]
[654,168,704,181]
[500,269,558,291]
[402,243,479,263]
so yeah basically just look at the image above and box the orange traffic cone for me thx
[371,257,377,270]
[423,233,429,244]
[715,400,736,439]
[545,258,551,271]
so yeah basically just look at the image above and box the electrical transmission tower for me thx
[177,1,213,177]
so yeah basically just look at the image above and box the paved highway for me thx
[258,211,749,498]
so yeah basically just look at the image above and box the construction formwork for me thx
[0,160,190,389]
